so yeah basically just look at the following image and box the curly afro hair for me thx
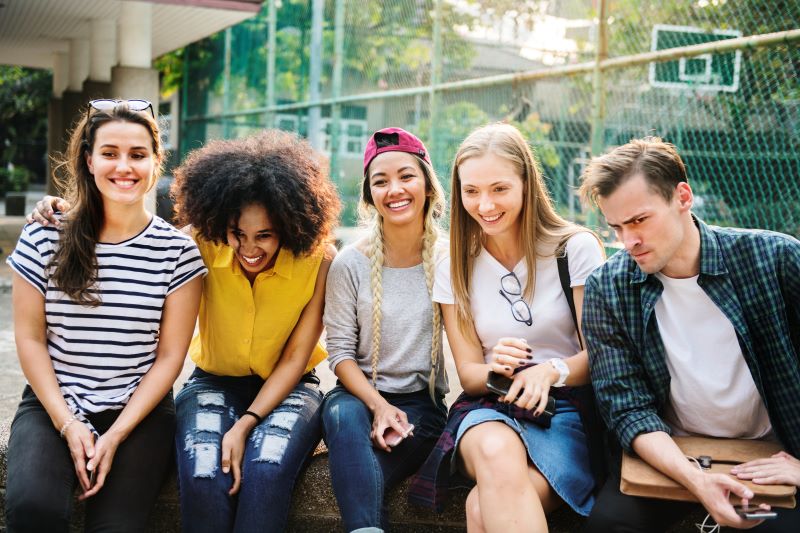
[171,130,341,256]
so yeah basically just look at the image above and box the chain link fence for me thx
[178,0,800,237]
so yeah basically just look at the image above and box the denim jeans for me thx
[175,368,323,533]
[5,386,175,533]
[321,385,446,532]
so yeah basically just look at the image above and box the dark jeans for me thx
[175,368,323,533]
[584,452,800,533]
[321,385,447,532]
[5,386,175,533]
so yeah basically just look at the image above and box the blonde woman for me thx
[412,123,604,532]
[322,128,449,532]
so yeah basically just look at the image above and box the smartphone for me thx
[734,504,777,520]
[383,422,415,447]
[486,371,556,417]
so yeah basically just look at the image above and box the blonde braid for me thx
[368,221,385,387]
[422,209,442,402]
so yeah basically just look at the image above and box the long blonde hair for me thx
[449,122,583,338]
[359,153,446,401]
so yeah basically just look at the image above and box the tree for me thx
[0,66,51,190]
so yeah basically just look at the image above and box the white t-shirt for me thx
[654,272,772,439]
[433,232,604,363]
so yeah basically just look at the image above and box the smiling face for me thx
[599,173,694,275]
[366,151,429,230]
[226,203,281,282]
[458,152,525,241]
[85,120,157,210]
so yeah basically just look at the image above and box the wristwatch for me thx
[548,358,569,387]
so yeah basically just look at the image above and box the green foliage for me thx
[0,166,31,195]
[0,66,50,185]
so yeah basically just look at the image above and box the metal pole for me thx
[223,27,232,138]
[308,0,324,150]
[590,0,608,157]
[266,0,277,129]
[587,0,608,230]
[429,0,442,165]
[330,0,345,184]
[180,46,190,158]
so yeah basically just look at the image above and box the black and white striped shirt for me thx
[7,216,207,417]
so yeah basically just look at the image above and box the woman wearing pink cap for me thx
[321,128,449,532]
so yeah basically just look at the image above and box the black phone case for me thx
[486,371,556,417]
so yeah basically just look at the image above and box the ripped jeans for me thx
[175,368,323,533]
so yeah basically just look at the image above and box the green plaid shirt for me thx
[584,217,800,456]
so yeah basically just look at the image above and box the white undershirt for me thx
[654,273,772,439]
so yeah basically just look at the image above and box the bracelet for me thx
[242,410,263,424]
[59,414,77,438]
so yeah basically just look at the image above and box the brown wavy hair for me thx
[51,103,164,306]
[171,130,340,256]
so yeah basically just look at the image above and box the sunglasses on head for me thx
[87,99,155,119]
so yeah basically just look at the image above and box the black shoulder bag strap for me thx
[557,249,583,350]
[557,243,610,487]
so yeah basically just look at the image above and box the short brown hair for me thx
[579,136,687,206]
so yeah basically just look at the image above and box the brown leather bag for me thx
[620,436,796,508]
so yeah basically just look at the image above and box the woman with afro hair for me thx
[29,129,341,533]
[170,130,339,533]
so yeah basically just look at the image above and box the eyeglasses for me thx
[88,99,155,119]
[499,272,532,326]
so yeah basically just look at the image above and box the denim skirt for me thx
[454,398,595,516]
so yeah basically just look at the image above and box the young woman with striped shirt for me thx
[6,99,206,531]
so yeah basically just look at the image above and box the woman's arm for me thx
[334,360,411,452]
[221,244,336,495]
[492,285,591,413]
[12,273,97,492]
[82,274,203,498]
[440,303,492,396]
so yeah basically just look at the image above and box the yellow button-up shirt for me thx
[188,236,327,379]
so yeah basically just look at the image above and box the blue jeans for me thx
[321,385,446,532]
[175,368,323,533]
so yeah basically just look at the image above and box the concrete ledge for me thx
[0,423,710,533]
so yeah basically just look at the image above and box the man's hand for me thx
[688,470,766,529]
[732,451,800,487]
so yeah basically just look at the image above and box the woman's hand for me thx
[489,337,533,377]
[26,195,70,226]
[369,401,411,453]
[732,451,800,487]
[79,429,124,500]
[63,420,97,494]
[505,362,560,415]
[221,419,254,495]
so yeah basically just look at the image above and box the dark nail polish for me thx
[526,347,532,353]
[505,366,512,372]
[526,355,533,359]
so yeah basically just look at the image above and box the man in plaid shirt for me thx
[579,137,800,532]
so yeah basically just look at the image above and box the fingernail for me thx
[222,466,229,473]
[526,347,532,353]
[526,354,533,359]
[505,366,511,372]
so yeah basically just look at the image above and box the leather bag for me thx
[620,436,796,508]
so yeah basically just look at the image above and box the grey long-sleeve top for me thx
[323,245,448,395]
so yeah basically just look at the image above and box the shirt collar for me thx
[630,215,726,284]
[212,245,294,280]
